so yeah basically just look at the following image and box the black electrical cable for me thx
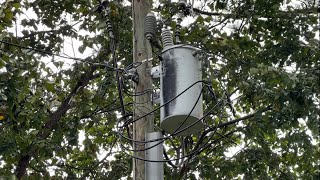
[117,85,223,145]
[166,85,205,136]
[117,85,206,152]
[119,118,230,163]
[100,1,127,121]
[119,82,235,151]
[119,81,208,128]
[0,40,123,72]
[121,132,226,163]
[119,86,206,146]
[114,77,226,158]
[121,84,214,136]
[112,41,127,118]
[120,76,154,97]
[117,92,224,153]
[163,146,178,168]
[118,97,224,163]
[185,104,226,160]
[119,82,296,179]
[119,133,213,163]
[117,87,228,162]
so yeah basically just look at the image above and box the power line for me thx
[118,85,207,152]
[0,40,122,71]
[117,85,225,150]
[119,81,209,128]
[116,79,294,180]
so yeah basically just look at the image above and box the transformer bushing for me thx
[160,44,204,136]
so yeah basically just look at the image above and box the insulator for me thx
[175,17,182,44]
[104,8,114,39]
[161,28,174,50]
[144,13,157,40]
[106,20,114,38]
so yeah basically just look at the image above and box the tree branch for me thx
[18,30,58,40]
[193,7,319,18]
[193,8,232,16]
[207,106,272,132]
[18,22,81,40]
[163,147,178,169]
[178,130,236,179]
[79,138,118,179]
[15,65,103,179]
[208,16,230,29]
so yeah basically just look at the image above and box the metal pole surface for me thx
[145,132,164,180]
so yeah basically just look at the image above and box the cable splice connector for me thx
[126,68,139,83]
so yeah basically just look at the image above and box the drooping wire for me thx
[117,84,225,153]
[118,98,225,162]
[184,96,228,161]
[121,83,297,180]
[0,40,123,72]
[120,102,233,163]
[97,1,128,123]
[120,74,154,97]
[119,81,208,128]
[118,84,206,152]
[119,83,218,144]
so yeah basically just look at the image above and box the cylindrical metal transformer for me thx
[160,45,203,136]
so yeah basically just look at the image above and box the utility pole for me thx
[132,0,154,180]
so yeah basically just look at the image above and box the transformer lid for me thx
[160,44,200,54]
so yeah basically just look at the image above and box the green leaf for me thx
[12,3,21,9]
[44,82,55,92]
[30,130,39,135]
[0,59,5,68]
[0,1,318,179]
[4,9,13,21]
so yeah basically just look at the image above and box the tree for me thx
[0,0,319,179]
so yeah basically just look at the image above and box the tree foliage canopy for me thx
[0,0,319,179]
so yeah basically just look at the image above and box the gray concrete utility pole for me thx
[132,0,154,180]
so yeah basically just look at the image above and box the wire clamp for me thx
[151,90,160,104]
[126,68,139,83]
[150,65,161,78]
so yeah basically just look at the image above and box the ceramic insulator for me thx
[161,28,174,49]
[144,13,157,40]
